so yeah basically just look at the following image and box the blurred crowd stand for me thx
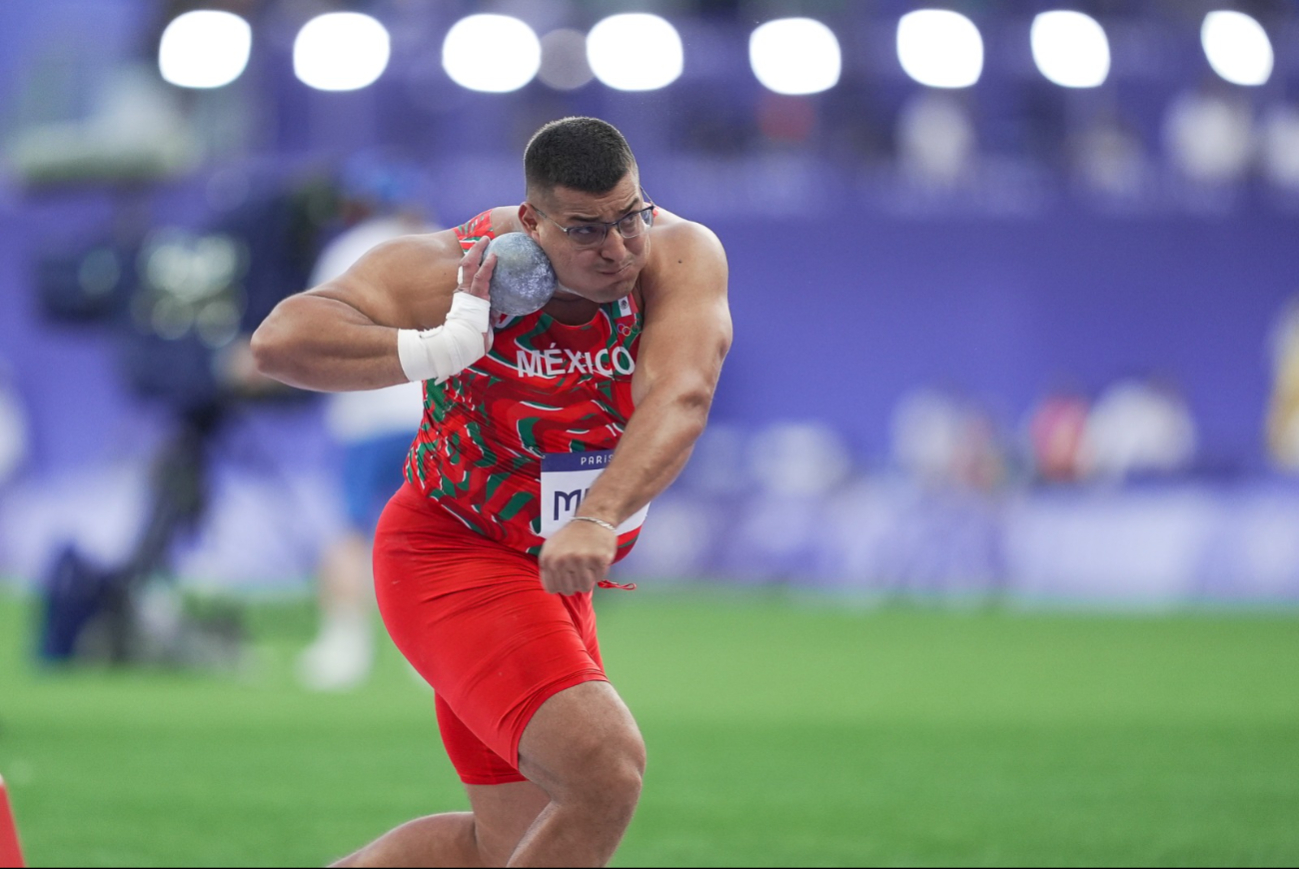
[1,0,1298,630]
[1266,295,1299,469]
[621,366,1299,606]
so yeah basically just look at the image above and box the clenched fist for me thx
[538,518,618,595]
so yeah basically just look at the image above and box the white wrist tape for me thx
[396,293,491,383]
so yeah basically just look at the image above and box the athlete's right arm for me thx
[251,231,490,392]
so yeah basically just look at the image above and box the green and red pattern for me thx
[404,210,644,557]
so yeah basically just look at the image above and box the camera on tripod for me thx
[32,173,342,667]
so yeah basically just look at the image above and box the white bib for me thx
[538,450,650,539]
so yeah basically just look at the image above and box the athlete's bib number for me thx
[539,450,650,539]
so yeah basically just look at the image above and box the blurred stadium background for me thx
[0,0,1297,866]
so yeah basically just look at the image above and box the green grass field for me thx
[1,589,1297,867]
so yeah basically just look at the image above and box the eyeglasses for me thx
[531,191,655,249]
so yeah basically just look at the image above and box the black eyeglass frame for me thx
[530,189,656,249]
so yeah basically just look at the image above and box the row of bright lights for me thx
[159,9,1278,95]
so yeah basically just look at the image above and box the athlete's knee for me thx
[563,729,646,817]
[597,735,646,794]
[601,748,646,820]
[519,682,646,816]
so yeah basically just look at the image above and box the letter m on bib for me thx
[553,489,584,521]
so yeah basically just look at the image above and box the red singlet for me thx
[403,210,646,556]
[376,210,643,784]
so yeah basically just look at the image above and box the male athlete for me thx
[252,117,732,867]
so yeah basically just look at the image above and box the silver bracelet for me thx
[571,515,618,533]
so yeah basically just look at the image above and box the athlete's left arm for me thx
[538,222,732,595]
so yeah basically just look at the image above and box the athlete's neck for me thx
[543,288,601,326]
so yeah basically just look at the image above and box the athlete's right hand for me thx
[458,236,496,302]
[453,236,496,354]
[538,519,618,595]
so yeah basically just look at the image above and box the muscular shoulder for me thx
[641,211,728,301]
[487,206,525,235]
[651,211,724,259]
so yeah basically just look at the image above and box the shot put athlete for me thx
[252,117,732,867]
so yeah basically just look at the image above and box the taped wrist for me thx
[396,293,491,383]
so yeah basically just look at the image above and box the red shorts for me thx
[372,482,607,785]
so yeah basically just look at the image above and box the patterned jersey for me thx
[404,210,644,558]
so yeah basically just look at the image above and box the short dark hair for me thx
[525,117,637,198]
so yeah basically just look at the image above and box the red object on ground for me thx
[0,775,23,868]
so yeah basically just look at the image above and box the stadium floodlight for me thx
[443,15,541,93]
[1031,11,1110,88]
[1201,11,1273,86]
[158,10,251,89]
[587,14,683,91]
[294,12,391,92]
[897,9,984,89]
[749,18,842,95]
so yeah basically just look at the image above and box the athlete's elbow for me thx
[635,373,716,432]
[670,382,716,433]
[249,314,293,381]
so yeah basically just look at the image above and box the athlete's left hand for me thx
[539,521,618,595]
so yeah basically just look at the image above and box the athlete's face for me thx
[521,174,651,304]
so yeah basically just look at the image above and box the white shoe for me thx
[297,619,374,692]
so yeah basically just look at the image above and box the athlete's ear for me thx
[518,202,541,239]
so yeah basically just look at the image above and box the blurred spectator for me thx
[757,93,818,148]
[296,153,431,692]
[1025,388,1090,483]
[896,91,977,190]
[746,420,853,498]
[1265,296,1299,470]
[1162,81,1255,187]
[890,387,1006,490]
[1078,377,1197,482]
[1070,111,1148,199]
[957,406,1009,492]
[726,421,855,581]
[1260,103,1299,192]
[0,363,28,490]
[892,388,965,485]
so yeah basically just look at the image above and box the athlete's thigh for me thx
[375,484,606,772]
[516,680,646,797]
[465,781,551,864]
